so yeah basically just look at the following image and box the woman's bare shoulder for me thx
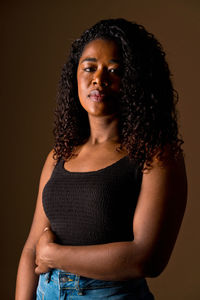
[45,148,58,167]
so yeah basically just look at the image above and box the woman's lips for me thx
[89,94,106,102]
[88,90,106,102]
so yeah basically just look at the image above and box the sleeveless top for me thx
[42,155,143,246]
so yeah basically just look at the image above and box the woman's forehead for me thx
[79,39,121,61]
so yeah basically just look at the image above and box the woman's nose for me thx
[92,69,109,87]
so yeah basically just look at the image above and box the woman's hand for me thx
[35,227,56,275]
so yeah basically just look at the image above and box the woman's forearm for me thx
[47,241,145,281]
[15,247,39,300]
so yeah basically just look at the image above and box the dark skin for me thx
[15,39,187,299]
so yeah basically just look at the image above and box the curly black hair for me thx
[52,18,184,171]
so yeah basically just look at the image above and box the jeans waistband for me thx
[45,268,146,290]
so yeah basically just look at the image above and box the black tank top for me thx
[42,155,142,246]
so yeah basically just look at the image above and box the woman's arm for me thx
[15,149,56,300]
[35,150,188,281]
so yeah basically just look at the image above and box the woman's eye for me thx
[84,67,95,72]
[109,68,121,75]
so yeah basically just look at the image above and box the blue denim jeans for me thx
[36,269,155,299]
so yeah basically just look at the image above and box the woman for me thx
[15,18,187,299]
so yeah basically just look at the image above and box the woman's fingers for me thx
[35,264,50,275]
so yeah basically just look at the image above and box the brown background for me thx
[1,0,200,299]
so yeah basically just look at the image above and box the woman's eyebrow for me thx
[80,57,120,64]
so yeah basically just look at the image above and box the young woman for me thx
[15,18,187,299]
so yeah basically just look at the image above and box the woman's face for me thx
[77,39,122,117]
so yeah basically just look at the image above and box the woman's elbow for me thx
[140,257,169,278]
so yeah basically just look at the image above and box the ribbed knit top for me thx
[42,155,142,246]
